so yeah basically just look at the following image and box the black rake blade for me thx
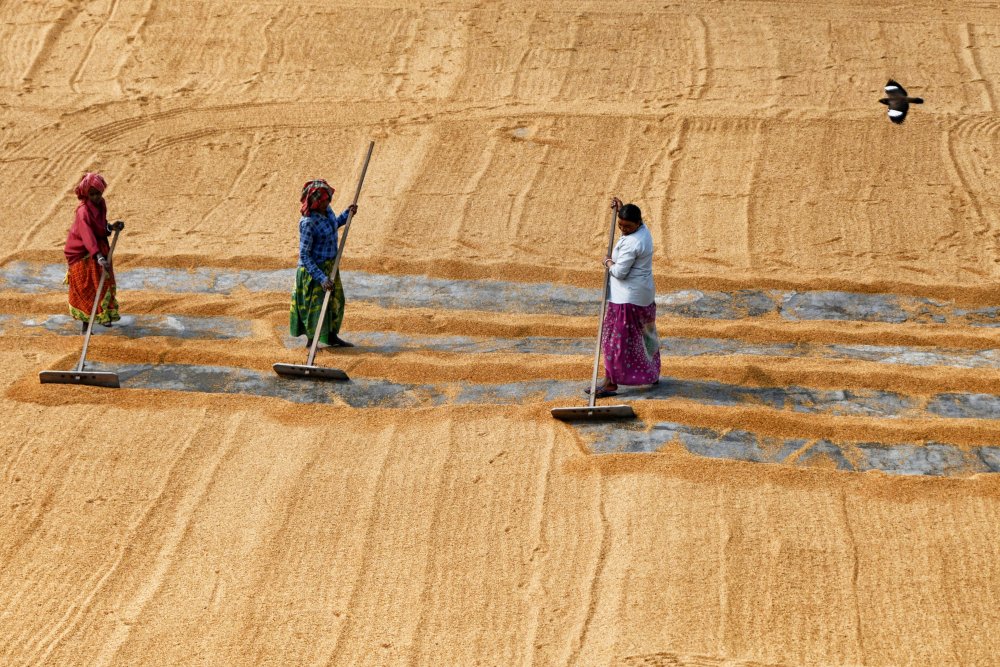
[272,363,350,381]
[550,404,636,422]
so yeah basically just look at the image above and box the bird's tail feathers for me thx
[908,97,924,104]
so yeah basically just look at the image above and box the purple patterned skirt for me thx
[601,302,661,386]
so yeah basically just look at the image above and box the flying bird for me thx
[879,79,923,124]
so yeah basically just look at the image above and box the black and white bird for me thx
[879,79,923,124]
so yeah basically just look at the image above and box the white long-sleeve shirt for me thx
[608,224,655,306]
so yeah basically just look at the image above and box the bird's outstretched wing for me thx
[885,79,907,97]
[887,106,907,124]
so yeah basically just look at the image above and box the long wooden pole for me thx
[76,226,121,372]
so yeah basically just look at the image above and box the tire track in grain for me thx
[13,151,97,255]
[507,11,536,102]
[22,556,118,666]
[233,431,330,662]
[81,105,192,145]
[506,134,552,255]
[681,117,762,270]
[942,123,989,237]
[451,131,500,252]
[0,488,55,590]
[686,15,710,100]
[281,424,399,665]
[321,425,400,666]
[636,134,670,223]
[88,412,244,667]
[134,0,157,41]
[375,128,435,251]
[19,0,85,86]
[945,116,1000,270]
[0,412,207,664]
[5,410,210,665]
[716,486,730,657]
[958,22,997,112]
[405,418,459,667]
[0,435,34,484]
[652,118,688,262]
[437,9,470,100]
[69,0,121,94]
[110,0,156,93]
[9,129,91,208]
[187,133,260,233]
[0,403,83,510]
[564,472,609,667]
[139,127,219,156]
[0,2,38,87]
[743,121,766,269]
[838,490,867,665]
[75,101,335,149]
[68,0,157,98]
[619,650,788,666]
[0,589,33,661]
[553,13,584,102]
[387,11,421,99]
[954,115,1000,139]
[520,425,557,667]
[245,6,283,95]
[717,495,751,660]
[606,119,639,215]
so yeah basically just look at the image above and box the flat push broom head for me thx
[39,369,120,388]
[550,404,635,421]
[272,363,348,381]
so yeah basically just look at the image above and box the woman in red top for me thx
[64,173,124,332]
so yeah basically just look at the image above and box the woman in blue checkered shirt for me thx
[289,179,358,348]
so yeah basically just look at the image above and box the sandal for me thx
[329,336,355,348]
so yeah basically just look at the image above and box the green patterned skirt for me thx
[289,260,344,345]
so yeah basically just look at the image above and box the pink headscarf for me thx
[65,173,109,264]
[74,172,107,200]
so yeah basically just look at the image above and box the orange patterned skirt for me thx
[66,256,120,325]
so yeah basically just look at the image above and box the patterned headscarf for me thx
[300,179,334,216]
[75,172,107,200]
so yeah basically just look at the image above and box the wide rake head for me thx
[38,369,121,388]
[272,363,349,381]
[550,404,636,421]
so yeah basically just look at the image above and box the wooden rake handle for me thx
[588,202,619,406]
[76,225,123,373]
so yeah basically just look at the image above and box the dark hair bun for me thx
[618,203,642,223]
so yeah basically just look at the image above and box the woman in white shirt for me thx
[588,197,661,398]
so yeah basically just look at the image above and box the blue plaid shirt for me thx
[298,207,351,283]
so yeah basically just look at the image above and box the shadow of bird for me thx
[879,79,923,124]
